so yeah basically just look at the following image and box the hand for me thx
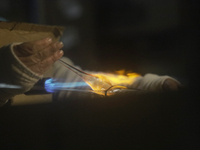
[13,37,64,75]
[162,78,183,91]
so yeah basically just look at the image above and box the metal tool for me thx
[58,59,112,92]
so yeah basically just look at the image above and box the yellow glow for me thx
[83,70,140,96]
[90,70,140,90]
[115,70,126,75]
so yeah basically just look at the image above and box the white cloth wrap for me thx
[0,43,42,105]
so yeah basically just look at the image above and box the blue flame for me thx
[0,83,22,89]
[45,78,89,93]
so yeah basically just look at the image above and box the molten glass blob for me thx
[85,74,112,91]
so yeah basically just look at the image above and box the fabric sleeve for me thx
[0,43,42,106]
[129,74,180,92]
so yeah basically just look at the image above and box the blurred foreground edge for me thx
[0,88,199,149]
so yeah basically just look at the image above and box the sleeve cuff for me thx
[10,43,43,80]
[0,43,43,102]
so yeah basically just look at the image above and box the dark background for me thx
[0,0,199,149]
[0,90,199,149]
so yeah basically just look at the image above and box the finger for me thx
[40,41,64,58]
[14,37,53,57]
[29,50,64,75]
[31,41,64,63]
[25,37,53,53]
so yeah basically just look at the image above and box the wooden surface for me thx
[0,21,65,48]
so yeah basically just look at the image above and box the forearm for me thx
[129,73,180,92]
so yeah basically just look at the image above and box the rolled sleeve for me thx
[0,43,42,104]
